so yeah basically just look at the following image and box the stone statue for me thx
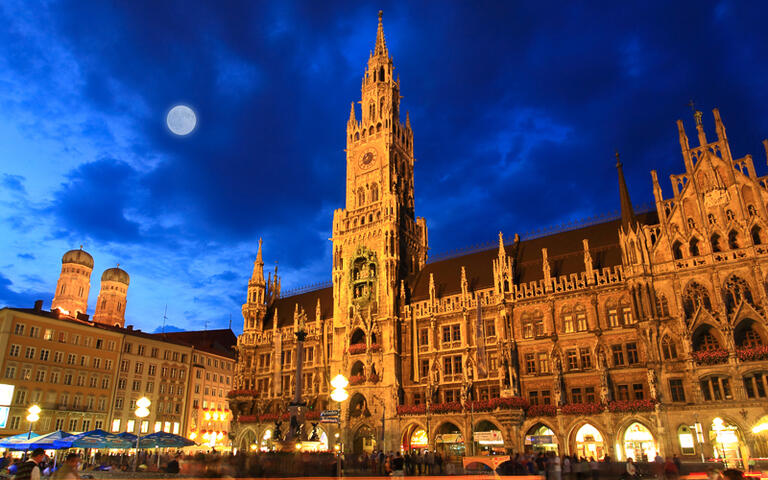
[597,346,608,370]
[647,368,658,400]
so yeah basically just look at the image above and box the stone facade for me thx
[229,12,768,464]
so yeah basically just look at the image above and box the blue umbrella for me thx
[52,429,133,449]
[136,432,195,448]
[12,430,71,450]
[117,432,137,442]
[0,432,42,449]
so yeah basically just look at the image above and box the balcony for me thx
[736,345,768,362]
[691,349,729,365]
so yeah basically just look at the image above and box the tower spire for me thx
[374,10,388,57]
[252,238,265,283]
[616,152,636,231]
[348,102,356,125]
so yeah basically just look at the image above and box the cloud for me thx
[2,174,26,194]
[152,324,186,334]
[16,253,34,260]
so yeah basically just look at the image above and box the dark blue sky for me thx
[1,1,767,333]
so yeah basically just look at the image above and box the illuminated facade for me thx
[227,13,768,464]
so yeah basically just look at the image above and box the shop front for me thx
[573,424,604,460]
[623,422,658,462]
[401,424,429,452]
[435,422,465,458]
[751,415,768,457]
[472,420,504,455]
[525,424,559,454]
[710,417,746,468]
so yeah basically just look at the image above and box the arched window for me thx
[521,313,533,339]
[378,66,385,82]
[662,335,678,359]
[710,233,722,253]
[708,213,716,225]
[369,102,375,119]
[726,209,735,221]
[370,183,378,202]
[692,325,721,352]
[575,304,588,331]
[532,311,544,336]
[748,204,757,216]
[620,297,634,325]
[369,126,374,136]
[357,187,365,207]
[752,225,763,245]
[562,306,574,334]
[722,275,754,314]
[689,237,700,256]
[379,97,385,119]
[355,132,360,141]
[672,241,683,260]
[627,241,637,263]
[728,230,740,249]
[606,299,619,328]
[734,320,764,348]
[687,218,696,229]
[376,122,382,132]
[655,293,670,317]
[682,282,712,320]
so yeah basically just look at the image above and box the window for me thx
[585,387,596,403]
[699,376,732,401]
[21,368,31,380]
[304,346,314,364]
[63,374,73,385]
[540,390,551,405]
[722,276,755,314]
[105,359,113,370]
[98,398,106,411]
[40,349,50,361]
[123,343,132,353]
[616,384,629,401]
[14,389,27,404]
[606,301,620,328]
[575,306,588,331]
[632,383,644,400]
[485,320,496,337]
[89,376,97,388]
[50,371,59,384]
[67,353,76,365]
[29,326,39,338]
[95,339,103,349]
[148,364,156,375]
[82,420,90,431]
[132,380,141,391]
[9,417,20,430]
[443,355,463,376]
[101,378,109,389]
[612,345,625,366]
[579,348,592,369]
[620,299,634,325]
[626,343,639,364]
[117,378,127,390]
[419,360,429,380]
[24,347,36,359]
[111,419,121,432]
[135,362,144,374]
[416,327,430,347]
[146,382,154,393]
[151,347,158,358]
[682,282,712,320]
[120,360,129,372]
[562,307,574,333]
[743,372,767,399]
[14,323,24,335]
[281,351,292,366]
[9,344,20,357]
[529,391,539,405]
[662,336,678,360]
[525,353,536,374]
[4,366,15,379]
[567,350,579,370]
[114,397,124,409]
[537,353,550,373]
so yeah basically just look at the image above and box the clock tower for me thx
[331,11,428,398]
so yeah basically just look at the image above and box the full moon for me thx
[166,105,197,135]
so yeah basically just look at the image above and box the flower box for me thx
[368,372,380,383]
[526,404,557,417]
[692,349,729,365]
[238,415,258,423]
[397,404,426,416]
[369,343,382,353]
[429,401,463,414]
[466,397,528,412]
[348,343,367,355]
[257,412,291,422]
[607,399,655,413]
[349,374,366,385]
[561,402,604,415]
[305,410,322,421]
[737,345,768,362]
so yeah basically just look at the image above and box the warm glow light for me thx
[212,412,219,420]
[204,412,212,420]
[202,432,210,440]
[217,432,224,440]
[250,444,258,451]
[135,407,150,418]
[295,443,302,450]
[28,405,41,415]
[331,374,349,389]
[189,432,197,440]
[753,423,768,434]
[26,413,39,422]
[136,397,151,409]
[330,388,349,402]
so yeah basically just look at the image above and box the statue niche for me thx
[350,247,378,310]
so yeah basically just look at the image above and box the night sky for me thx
[1,1,767,333]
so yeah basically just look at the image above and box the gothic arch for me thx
[682,281,713,320]
[689,236,701,256]
[722,275,755,315]
[734,318,766,347]
[728,229,741,249]
[672,239,684,260]
[564,418,609,456]
[710,231,724,253]
[751,224,764,245]
[691,323,724,352]
[661,334,679,360]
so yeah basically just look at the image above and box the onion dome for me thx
[101,266,130,285]
[62,248,94,269]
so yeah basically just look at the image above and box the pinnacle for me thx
[374,10,388,57]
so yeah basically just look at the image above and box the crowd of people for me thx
[346,449,445,475]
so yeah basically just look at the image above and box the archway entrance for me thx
[237,428,257,452]
[623,422,657,462]
[525,424,559,454]
[353,424,376,454]
[574,424,604,459]
[751,415,768,457]
[710,417,745,468]
[260,428,275,452]
[473,420,505,455]
[402,424,428,452]
[435,422,465,458]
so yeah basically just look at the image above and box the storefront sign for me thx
[526,435,555,445]
[474,430,504,445]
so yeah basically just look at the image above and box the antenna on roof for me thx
[162,304,168,334]
[228,313,232,330]
[204,320,209,331]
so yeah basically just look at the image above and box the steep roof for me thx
[408,210,658,301]
[155,329,237,359]
[263,286,333,330]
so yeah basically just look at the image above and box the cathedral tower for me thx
[93,266,130,327]
[51,248,94,316]
[242,239,277,333]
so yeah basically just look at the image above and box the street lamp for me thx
[133,397,151,472]
[330,374,348,478]
[26,405,41,439]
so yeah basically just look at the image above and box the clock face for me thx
[358,149,377,170]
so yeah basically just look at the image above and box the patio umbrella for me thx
[0,431,42,448]
[12,430,71,450]
[136,432,195,448]
[53,429,133,449]
[117,432,138,442]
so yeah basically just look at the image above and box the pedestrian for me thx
[391,452,405,477]
[551,452,562,480]
[672,454,681,474]
[589,456,600,480]
[663,457,678,480]
[626,458,637,480]
[426,449,435,475]
[53,453,81,480]
[563,454,572,480]
[15,448,46,480]
[435,451,443,474]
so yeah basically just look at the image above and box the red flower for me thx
[465,397,528,412]
[369,344,382,353]
[305,410,322,420]
[238,415,258,423]
[736,345,768,362]
[396,404,426,416]
[526,404,558,417]
[349,374,366,385]
[368,372,380,383]
[348,344,367,355]
[692,349,729,365]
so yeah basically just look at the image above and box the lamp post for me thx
[330,374,349,478]
[133,397,151,472]
[26,405,41,440]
